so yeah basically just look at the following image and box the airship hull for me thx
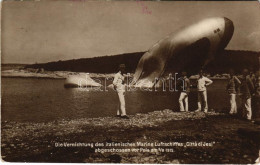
[64,74,102,88]
[132,17,234,88]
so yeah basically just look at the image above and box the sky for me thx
[1,1,260,64]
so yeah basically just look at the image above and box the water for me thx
[1,77,231,123]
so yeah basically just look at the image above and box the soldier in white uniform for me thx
[178,71,190,112]
[113,64,129,119]
[226,69,241,115]
[240,69,255,120]
[195,70,213,113]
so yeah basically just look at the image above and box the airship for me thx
[131,17,234,88]
[64,73,102,88]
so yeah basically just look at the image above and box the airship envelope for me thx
[64,74,102,88]
[132,17,234,88]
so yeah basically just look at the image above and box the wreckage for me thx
[131,17,234,88]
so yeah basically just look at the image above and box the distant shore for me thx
[1,69,229,80]
[1,69,116,79]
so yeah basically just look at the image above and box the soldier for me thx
[226,69,241,115]
[240,69,255,120]
[113,64,129,119]
[195,70,213,113]
[178,71,190,112]
[249,68,257,87]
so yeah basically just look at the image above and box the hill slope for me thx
[25,50,259,74]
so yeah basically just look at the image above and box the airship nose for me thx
[219,17,234,50]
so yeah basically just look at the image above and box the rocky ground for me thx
[1,110,260,163]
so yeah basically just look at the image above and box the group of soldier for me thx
[112,64,259,121]
[178,68,258,121]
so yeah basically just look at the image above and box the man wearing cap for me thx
[178,71,190,112]
[113,64,129,119]
[195,70,213,113]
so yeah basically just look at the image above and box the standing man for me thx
[113,64,129,119]
[240,69,255,120]
[249,68,256,82]
[178,71,190,112]
[254,70,260,96]
[249,69,257,88]
[195,70,213,113]
[252,71,260,119]
[226,69,241,115]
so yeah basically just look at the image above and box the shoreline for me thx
[2,109,260,163]
[1,69,229,80]
[1,110,221,141]
[1,69,116,79]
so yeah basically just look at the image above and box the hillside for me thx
[25,52,144,73]
[25,50,259,74]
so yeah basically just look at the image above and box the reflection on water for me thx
[1,78,232,123]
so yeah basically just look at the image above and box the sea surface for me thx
[1,77,233,123]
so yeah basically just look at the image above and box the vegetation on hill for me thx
[25,50,259,74]
[25,52,144,73]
